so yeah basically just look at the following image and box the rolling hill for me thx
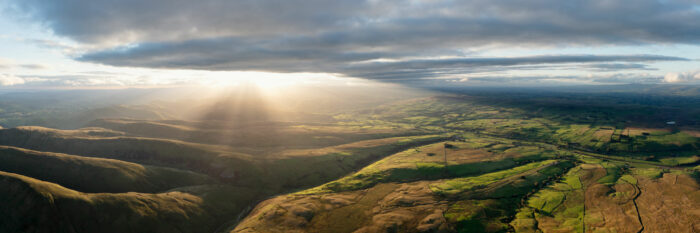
[0,171,261,233]
[0,146,213,193]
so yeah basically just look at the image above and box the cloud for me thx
[0,58,17,69]
[0,72,148,87]
[11,0,700,46]
[18,64,46,69]
[584,63,656,71]
[0,57,46,70]
[76,37,688,80]
[77,42,689,81]
[664,71,700,83]
[342,55,684,79]
[6,0,700,82]
[9,0,367,45]
[589,73,665,84]
[0,74,25,86]
[24,38,81,55]
[8,73,198,88]
[76,36,388,72]
[397,73,666,87]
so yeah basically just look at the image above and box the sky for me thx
[0,0,700,89]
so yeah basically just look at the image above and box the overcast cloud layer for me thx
[5,0,700,84]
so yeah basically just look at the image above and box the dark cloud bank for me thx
[8,0,700,83]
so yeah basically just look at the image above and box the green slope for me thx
[0,146,213,193]
[0,171,261,233]
[0,126,264,186]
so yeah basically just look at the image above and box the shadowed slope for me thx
[0,126,263,185]
[0,126,444,191]
[0,146,214,193]
[0,171,262,233]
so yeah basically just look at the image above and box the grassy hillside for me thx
[0,126,264,186]
[88,118,427,151]
[297,135,567,194]
[0,128,444,233]
[0,103,169,129]
[512,164,699,232]
[235,143,698,233]
[233,130,698,233]
[0,171,262,233]
[0,146,213,193]
[233,145,575,233]
[260,134,449,190]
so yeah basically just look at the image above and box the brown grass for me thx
[233,181,449,233]
[636,174,700,233]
